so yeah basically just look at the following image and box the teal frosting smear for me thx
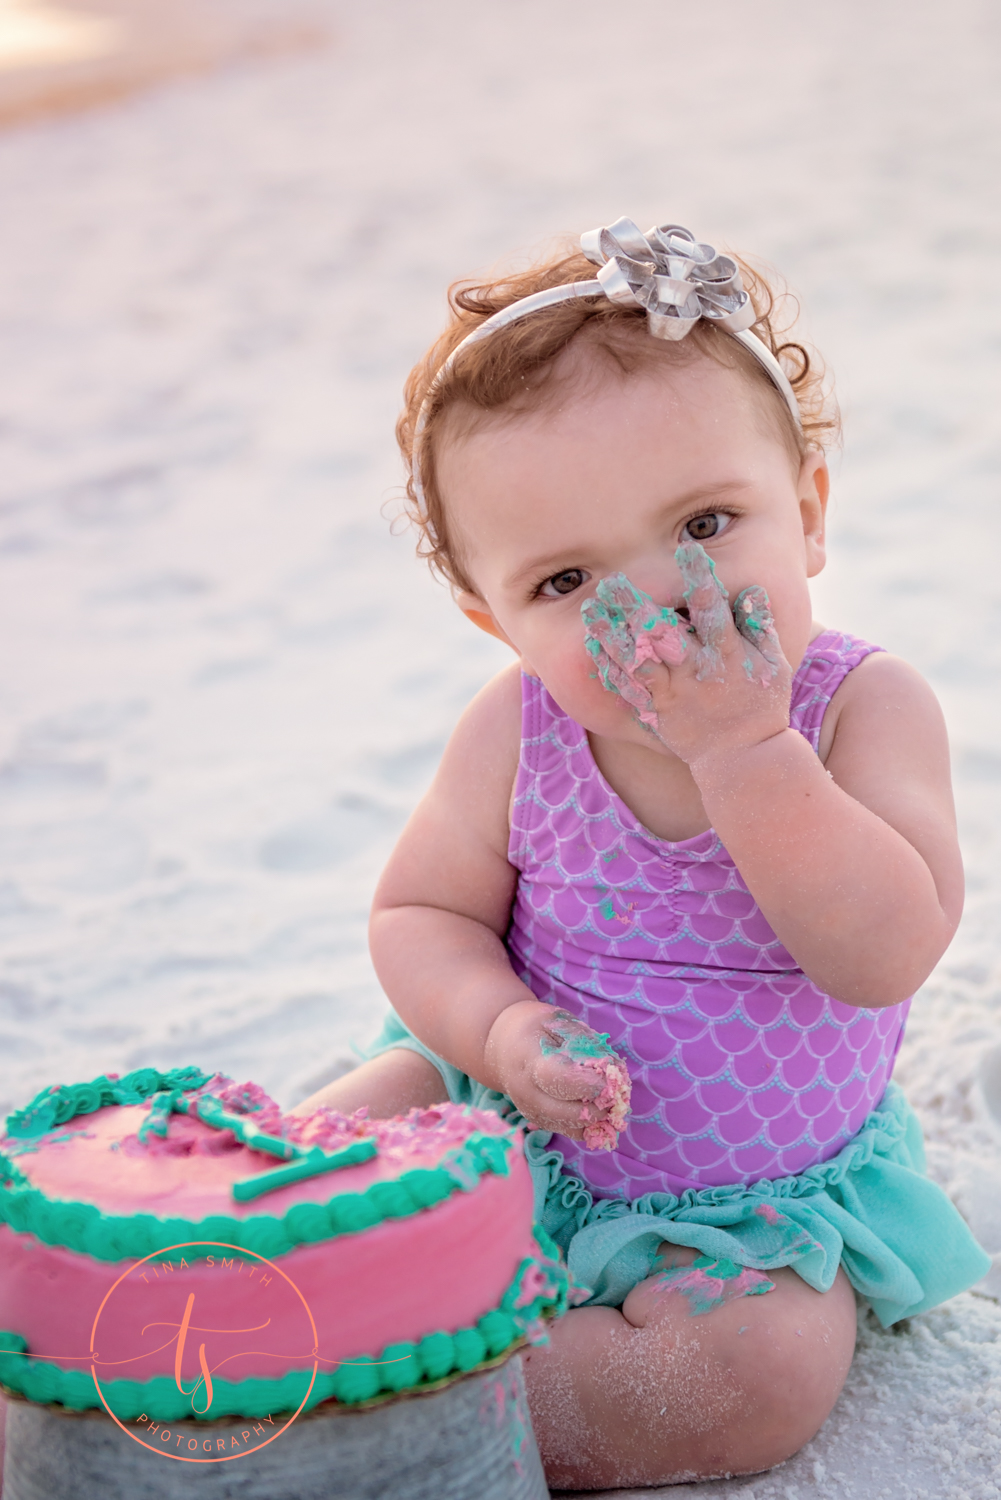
[654,1253,775,1316]
[539,1011,617,1065]
[0,1227,570,1419]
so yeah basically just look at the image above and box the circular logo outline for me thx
[89,1240,318,1464]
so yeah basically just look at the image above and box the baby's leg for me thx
[289,1049,446,1118]
[523,1241,856,1491]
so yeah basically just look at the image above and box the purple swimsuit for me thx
[506,630,910,1202]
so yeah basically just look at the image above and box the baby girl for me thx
[300,220,989,1489]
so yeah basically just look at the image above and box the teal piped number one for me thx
[136,1091,179,1144]
[231,1140,378,1203]
[146,1089,381,1200]
[129,1084,380,1201]
[186,1094,302,1160]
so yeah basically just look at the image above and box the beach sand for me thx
[0,0,328,125]
[1,2,1001,1495]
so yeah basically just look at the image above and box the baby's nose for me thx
[623,564,685,611]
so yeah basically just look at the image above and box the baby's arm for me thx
[693,649,963,1006]
[590,556,962,1007]
[369,664,618,1137]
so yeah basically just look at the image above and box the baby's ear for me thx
[456,592,513,647]
[455,592,537,673]
[799,452,829,578]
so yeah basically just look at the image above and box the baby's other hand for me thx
[483,1001,631,1147]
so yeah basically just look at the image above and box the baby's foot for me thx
[539,1009,632,1151]
[581,574,688,727]
[675,542,731,681]
[733,585,782,685]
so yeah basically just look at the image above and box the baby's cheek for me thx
[540,644,636,735]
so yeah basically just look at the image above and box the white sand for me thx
[1,2,1001,1495]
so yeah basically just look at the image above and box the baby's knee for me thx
[720,1265,857,1471]
[623,1251,856,1475]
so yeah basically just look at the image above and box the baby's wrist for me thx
[687,726,804,791]
[481,998,550,1093]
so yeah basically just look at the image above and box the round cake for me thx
[0,1067,568,1422]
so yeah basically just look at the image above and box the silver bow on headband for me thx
[579,218,757,343]
[411,217,801,504]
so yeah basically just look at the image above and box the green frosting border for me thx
[0,1227,569,1418]
[0,1068,514,1262]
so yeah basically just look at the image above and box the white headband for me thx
[411,218,802,504]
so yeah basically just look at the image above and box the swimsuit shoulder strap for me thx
[790,630,886,752]
[508,673,597,867]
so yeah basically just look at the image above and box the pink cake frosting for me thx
[0,1077,540,1397]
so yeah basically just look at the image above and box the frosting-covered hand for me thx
[582,574,688,727]
[484,1002,631,1147]
[582,543,792,765]
[539,1010,632,1151]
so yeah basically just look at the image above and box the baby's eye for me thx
[683,512,732,543]
[540,568,590,598]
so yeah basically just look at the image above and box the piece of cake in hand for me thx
[539,1010,632,1151]
[0,1067,569,1422]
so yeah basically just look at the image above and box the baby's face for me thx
[438,353,828,749]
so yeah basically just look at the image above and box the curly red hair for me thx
[396,240,839,593]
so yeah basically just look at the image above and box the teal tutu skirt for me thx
[370,1011,990,1327]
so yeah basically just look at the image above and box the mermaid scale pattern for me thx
[507,631,910,1201]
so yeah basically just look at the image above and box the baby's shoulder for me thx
[453,660,523,740]
[818,648,945,764]
[436,661,523,797]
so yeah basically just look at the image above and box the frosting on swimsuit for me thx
[506,630,911,1201]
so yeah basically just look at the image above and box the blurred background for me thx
[2,4,1001,1494]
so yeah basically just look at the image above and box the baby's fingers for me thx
[582,590,634,663]
[516,1075,603,1138]
[535,1008,632,1150]
[532,1049,607,1104]
[676,542,732,681]
[734,585,784,685]
[583,574,687,728]
[586,636,657,723]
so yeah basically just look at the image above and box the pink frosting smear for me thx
[577,1057,632,1151]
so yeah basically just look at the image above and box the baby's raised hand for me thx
[483,1001,631,1148]
[581,574,688,727]
[582,544,791,765]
